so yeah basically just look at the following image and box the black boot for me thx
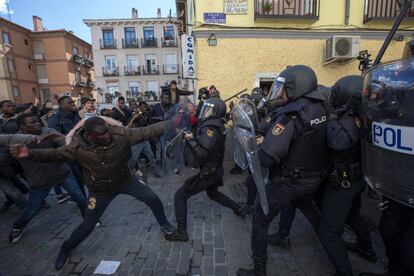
[165,219,189,242]
[268,232,291,249]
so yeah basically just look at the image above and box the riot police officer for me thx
[166,97,248,242]
[319,76,376,276]
[237,65,327,276]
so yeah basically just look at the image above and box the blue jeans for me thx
[14,175,86,229]
[129,142,156,170]
[0,178,27,209]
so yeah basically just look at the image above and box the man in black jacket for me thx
[165,80,194,105]
[111,96,132,126]
[165,97,248,242]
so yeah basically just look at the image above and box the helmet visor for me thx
[266,76,286,101]
[198,102,215,120]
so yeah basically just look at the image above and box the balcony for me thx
[364,0,414,23]
[75,78,88,87]
[161,38,178,47]
[122,38,139,49]
[102,66,119,77]
[87,81,94,89]
[124,66,141,76]
[72,54,84,64]
[143,65,160,75]
[255,0,319,20]
[100,39,117,49]
[141,38,158,48]
[33,53,44,60]
[163,64,179,74]
[84,58,94,67]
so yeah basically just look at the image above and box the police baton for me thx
[223,88,248,103]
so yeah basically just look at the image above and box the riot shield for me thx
[161,102,193,183]
[232,100,269,214]
[232,98,259,169]
[361,57,414,207]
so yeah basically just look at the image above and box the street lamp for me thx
[207,34,217,46]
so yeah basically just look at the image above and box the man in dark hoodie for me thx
[111,96,132,126]
[11,116,175,271]
[0,113,86,244]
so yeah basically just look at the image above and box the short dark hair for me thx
[170,80,177,85]
[16,113,38,127]
[138,101,148,107]
[0,100,13,108]
[118,96,125,102]
[58,96,71,105]
[84,116,107,133]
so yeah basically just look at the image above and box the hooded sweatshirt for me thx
[110,97,132,126]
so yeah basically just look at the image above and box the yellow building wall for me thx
[193,0,414,30]
[196,37,406,99]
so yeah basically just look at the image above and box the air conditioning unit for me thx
[324,35,360,65]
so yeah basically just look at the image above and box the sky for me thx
[0,0,176,43]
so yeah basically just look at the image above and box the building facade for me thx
[0,16,95,104]
[84,9,182,104]
[177,0,414,99]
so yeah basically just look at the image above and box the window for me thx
[145,54,157,73]
[104,55,117,69]
[126,55,138,70]
[164,53,177,73]
[72,46,79,55]
[28,63,33,70]
[124,27,136,45]
[143,27,155,39]
[75,71,81,82]
[163,26,175,40]
[145,81,159,101]
[128,81,141,97]
[32,87,37,94]
[36,64,48,83]
[7,59,15,72]
[102,29,114,46]
[105,83,120,103]
[24,39,29,45]
[83,51,89,59]
[12,86,20,97]
[32,41,44,55]
[2,32,10,44]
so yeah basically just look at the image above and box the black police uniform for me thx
[238,65,328,276]
[319,76,376,276]
[166,99,245,242]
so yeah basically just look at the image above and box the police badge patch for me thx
[207,129,215,137]
[272,123,285,136]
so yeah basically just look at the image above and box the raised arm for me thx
[125,121,165,145]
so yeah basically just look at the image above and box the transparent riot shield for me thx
[232,100,269,214]
[161,102,192,186]
[361,57,414,207]
[233,98,259,170]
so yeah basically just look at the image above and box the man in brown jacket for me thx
[11,116,174,271]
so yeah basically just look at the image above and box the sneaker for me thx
[56,193,70,204]
[9,228,23,244]
[160,221,175,235]
[152,170,162,178]
[268,233,291,249]
[345,242,377,262]
[95,221,101,228]
[174,168,181,175]
[55,249,70,271]
[165,231,189,242]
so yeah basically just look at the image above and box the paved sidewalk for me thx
[0,140,387,276]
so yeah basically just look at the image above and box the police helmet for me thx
[198,97,227,122]
[330,75,363,108]
[278,65,318,101]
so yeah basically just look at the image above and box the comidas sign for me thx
[181,34,196,79]
[372,122,414,155]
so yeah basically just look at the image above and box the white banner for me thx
[224,0,248,14]
[181,34,196,79]
[372,122,414,155]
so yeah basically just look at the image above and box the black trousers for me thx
[62,176,168,252]
[319,180,373,276]
[379,197,414,275]
[175,173,240,227]
[251,175,321,276]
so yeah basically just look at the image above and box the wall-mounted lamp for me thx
[207,34,217,46]
[393,34,405,41]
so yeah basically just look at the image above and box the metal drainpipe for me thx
[345,0,351,25]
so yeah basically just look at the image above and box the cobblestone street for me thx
[0,142,387,276]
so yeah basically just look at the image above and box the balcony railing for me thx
[141,38,158,48]
[100,39,117,49]
[161,38,178,47]
[163,64,179,74]
[255,0,319,19]
[87,81,94,89]
[84,59,94,67]
[364,0,414,23]
[124,66,141,76]
[143,65,160,75]
[102,66,119,77]
[72,54,84,64]
[75,78,88,87]
[122,38,139,49]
